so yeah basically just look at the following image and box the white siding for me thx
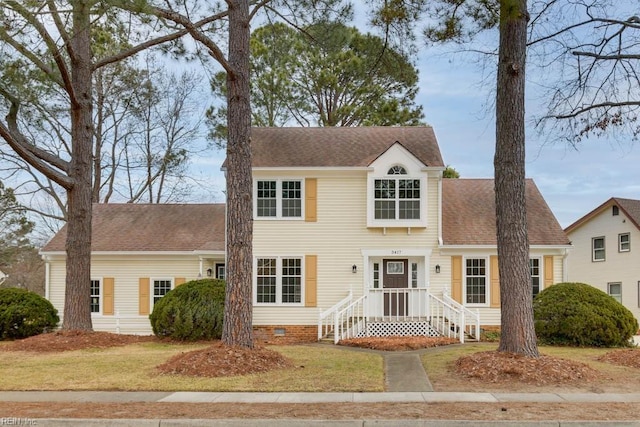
[567,208,640,322]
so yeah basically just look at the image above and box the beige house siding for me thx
[566,208,640,323]
[45,254,221,334]
[252,169,441,326]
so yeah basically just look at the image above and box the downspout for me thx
[562,248,569,282]
[44,256,50,300]
[437,173,443,246]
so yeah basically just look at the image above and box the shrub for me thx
[149,278,225,341]
[533,282,638,347]
[0,287,59,340]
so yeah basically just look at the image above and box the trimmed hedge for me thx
[149,278,225,341]
[0,287,59,340]
[533,282,638,347]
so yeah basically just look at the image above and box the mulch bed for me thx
[597,348,640,368]
[340,336,459,351]
[455,350,601,385]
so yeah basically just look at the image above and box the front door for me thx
[383,259,408,316]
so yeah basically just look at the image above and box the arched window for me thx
[387,165,407,175]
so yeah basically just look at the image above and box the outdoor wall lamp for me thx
[206,268,213,277]
[352,265,357,274]
[435,264,441,274]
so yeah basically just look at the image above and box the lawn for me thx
[0,341,384,392]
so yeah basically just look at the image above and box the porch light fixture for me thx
[352,265,357,274]
[206,268,213,277]
[435,264,441,274]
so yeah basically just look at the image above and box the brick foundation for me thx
[253,325,318,344]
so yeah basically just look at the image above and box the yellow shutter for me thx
[103,278,114,316]
[544,255,554,287]
[139,278,150,315]
[490,255,500,308]
[175,277,186,287]
[451,256,462,303]
[305,178,317,222]
[305,255,318,307]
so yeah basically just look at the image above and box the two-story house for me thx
[41,127,571,341]
[565,197,640,324]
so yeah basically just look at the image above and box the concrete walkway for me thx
[384,352,433,392]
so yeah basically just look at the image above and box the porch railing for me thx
[442,291,481,341]
[317,291,353,341]
[319,287,478,344]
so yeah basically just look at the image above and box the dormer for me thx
[367,142,429,229]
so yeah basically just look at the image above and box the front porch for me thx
[318,288,480,344]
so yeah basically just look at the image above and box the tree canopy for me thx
[208,21,424,145]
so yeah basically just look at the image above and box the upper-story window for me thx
[592,236,605,261]
[373,166,421,221]
[255,179,303,219]
[613,205,619,216]
[619,233,630,252]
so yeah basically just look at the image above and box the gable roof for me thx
[41,204,226,253]
[442,179,570,246]
[564,197,640,234]
[246,126,445,168]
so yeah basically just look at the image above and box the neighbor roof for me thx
[41,204,226,253]
[564,197,640,234]
[242,126,445,168]
[442,179,570,246]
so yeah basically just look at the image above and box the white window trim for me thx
[90,277,103,315]
[253,178,305,220]
[530,257,542,296]
[367,174,427,228]
[592,236,606,262]
[463,256,489,307]
[253,256,305,306]
[151,277,174,309]
[607,282,622,303]
[619,233,630,253]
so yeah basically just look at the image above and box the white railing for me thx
[366,288,433,321]
[334,294,367,343]
[427,293,465,342]
[318,291,353,340]
[443,291,481,341]
[321,287,478,344]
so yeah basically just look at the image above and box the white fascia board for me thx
[252,166,373,172]
[42,251,223,257]
[439,244,573,254]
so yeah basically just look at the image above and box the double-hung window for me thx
[373,166,421,221]
[619,233,630,252]
[608,282,622,303]
[152,279,173,306]
[530,258,541,297]
[256,180,302,219]
[90,279,101,313]
[465,258,486,304]
[256,257,302,305]
[592,237,605,261]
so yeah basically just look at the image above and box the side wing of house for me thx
[41,203,226,335]
[438,179,571,327]
[565,198,640,323]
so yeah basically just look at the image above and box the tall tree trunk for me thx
[222,0,254,348]
[494,0,538,357]
[63,1,93,330]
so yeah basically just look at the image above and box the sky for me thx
[415,46,640,229]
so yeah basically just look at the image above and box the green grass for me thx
[0,342,383,392]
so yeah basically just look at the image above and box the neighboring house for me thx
[41,127,571,340]
[565,197,640,323]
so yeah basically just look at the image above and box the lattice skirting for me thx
[362,321,440,337]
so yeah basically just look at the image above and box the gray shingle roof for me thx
[246,126,444,168]
[41,204,226,253]
[442,179,570,246]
